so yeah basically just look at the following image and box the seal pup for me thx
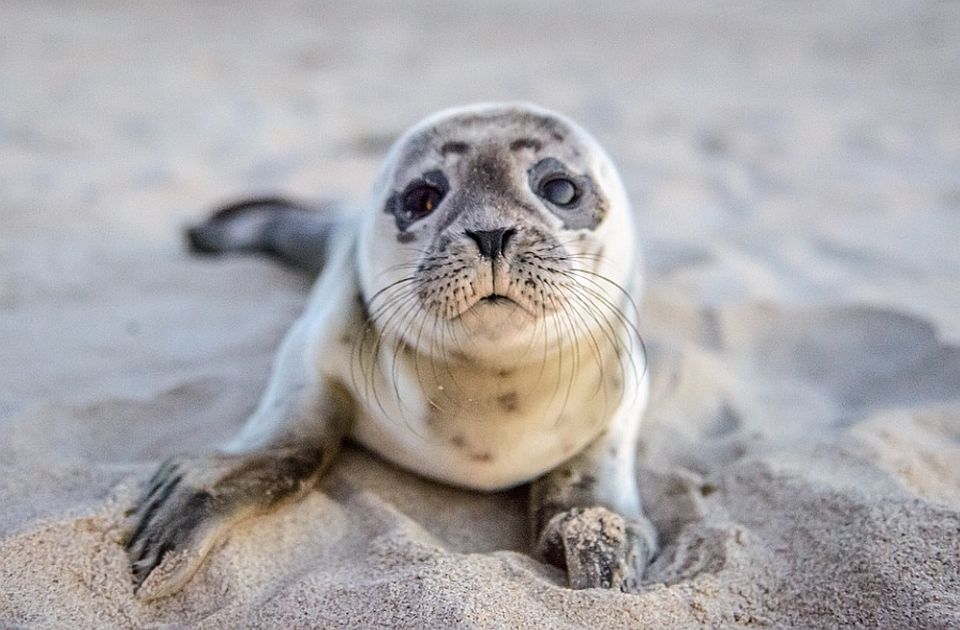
[125,102,656,599]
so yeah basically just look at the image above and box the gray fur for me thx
[125,445,337,597]
[125,103,652,599]
[186,197,348,274]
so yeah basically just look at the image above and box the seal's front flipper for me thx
[186,197,347,274]
[534,505,656,592]
[124,446,335,600]
[529,425,657,592]
[123,276,357,599]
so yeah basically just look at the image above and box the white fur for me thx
[230,103,647,492]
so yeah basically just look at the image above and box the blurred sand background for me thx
[1,1,959,627]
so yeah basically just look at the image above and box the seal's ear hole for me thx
[540,178,579,206]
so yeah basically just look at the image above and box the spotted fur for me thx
[125,102,654,599]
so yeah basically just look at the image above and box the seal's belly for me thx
[349,405,606,491]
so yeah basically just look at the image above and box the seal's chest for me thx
[349,378,611,492]
[345,335,626,490]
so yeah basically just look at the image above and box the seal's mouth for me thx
[453,292,530,321]
[479,294,514,306]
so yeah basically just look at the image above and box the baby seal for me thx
[126,102,656,599]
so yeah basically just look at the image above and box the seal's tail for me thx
[185,196,346,275]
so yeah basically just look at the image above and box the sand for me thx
[1,1,959,627]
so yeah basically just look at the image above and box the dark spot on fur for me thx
[497,369,514,378]
[509,138,542,152]
[441,141,470,155]
[469,451,494,463]
[497,391,519,412]
[572,474,596,491]
[450,435,465,448]
[701,483,719,497]
[397,231,416,243]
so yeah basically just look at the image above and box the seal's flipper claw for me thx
[131,507,231,601]
[124,447,331,599]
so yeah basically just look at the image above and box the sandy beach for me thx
[1,1,958,627]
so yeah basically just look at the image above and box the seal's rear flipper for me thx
[186,197,344,275]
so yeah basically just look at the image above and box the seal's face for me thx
[359,104,638,366]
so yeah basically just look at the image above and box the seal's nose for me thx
[465,228,515,258]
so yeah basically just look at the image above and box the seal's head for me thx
[359,103,639,367]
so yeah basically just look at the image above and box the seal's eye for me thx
[389,170,449,231]
[540,177,578,206]
[403,184,444,220]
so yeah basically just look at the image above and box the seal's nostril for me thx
[501,228,516,252]
[465,228,514,258]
